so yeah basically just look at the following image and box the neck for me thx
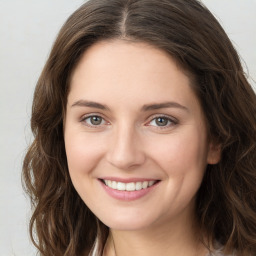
[103,210,208,256]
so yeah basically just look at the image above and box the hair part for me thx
[23,0,256,255]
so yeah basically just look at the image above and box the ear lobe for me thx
[207,142,221,164]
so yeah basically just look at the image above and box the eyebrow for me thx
[71,100,188,112]
[141,102,188,112]
[71,100,110,111]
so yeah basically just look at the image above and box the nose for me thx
[106,124,146,170]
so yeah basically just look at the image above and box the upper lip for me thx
[99,177,160,183]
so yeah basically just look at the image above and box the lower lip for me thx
[99,180,159,201]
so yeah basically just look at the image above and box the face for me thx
[64,40,220,231]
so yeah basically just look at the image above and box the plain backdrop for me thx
[0,0,255,255]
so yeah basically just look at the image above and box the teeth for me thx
[117,182,125,191]
[135,182,142,190]
[149,181,154,186]
[103,180,156,191]
[112,181,117,189]
[142,181,148,189]
[126,182,135,191]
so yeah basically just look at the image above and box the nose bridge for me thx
[106,121,145,169]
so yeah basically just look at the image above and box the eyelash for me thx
[80,114,178,129]
[80,114,109,128]
[146,114,178,129]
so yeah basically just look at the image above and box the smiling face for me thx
[64,40,220,231]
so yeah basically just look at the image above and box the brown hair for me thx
[23,0,256,255]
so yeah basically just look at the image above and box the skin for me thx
[64,40,220,256]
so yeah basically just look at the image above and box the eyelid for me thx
[145,114,178,128]
[80,113,110,127]
[79,113,178,129]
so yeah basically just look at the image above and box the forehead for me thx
[71,40,186,86]
[68,40,200,113]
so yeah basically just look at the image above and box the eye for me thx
[147,115,177,128]
[81,115,108,127]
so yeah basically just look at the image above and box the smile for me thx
[103,180,157,191]
[99,178,160,201]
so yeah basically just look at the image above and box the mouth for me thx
[99,178,160,201]
[101,179,159,191]
[100,179,160,191]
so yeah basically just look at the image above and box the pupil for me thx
[156,117,168,126]
[91,116,102,125]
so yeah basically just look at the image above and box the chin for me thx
[98,211,159,231]
[106,221,150,231]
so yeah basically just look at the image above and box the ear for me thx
[207,141,221,164]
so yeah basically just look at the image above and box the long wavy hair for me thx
[22,0,256,255]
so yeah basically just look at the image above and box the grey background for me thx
[0,0,255,255]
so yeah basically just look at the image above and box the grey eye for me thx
[155,117,169,126]
[81,114,109,128]
[89,116,103,125]
[148,116,177,128]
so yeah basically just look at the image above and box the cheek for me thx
[64,131,105,178]
[64,132,107,210]
[149,129,208,214]
[149,127,209,178]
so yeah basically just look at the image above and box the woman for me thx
[23,0,256,255]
